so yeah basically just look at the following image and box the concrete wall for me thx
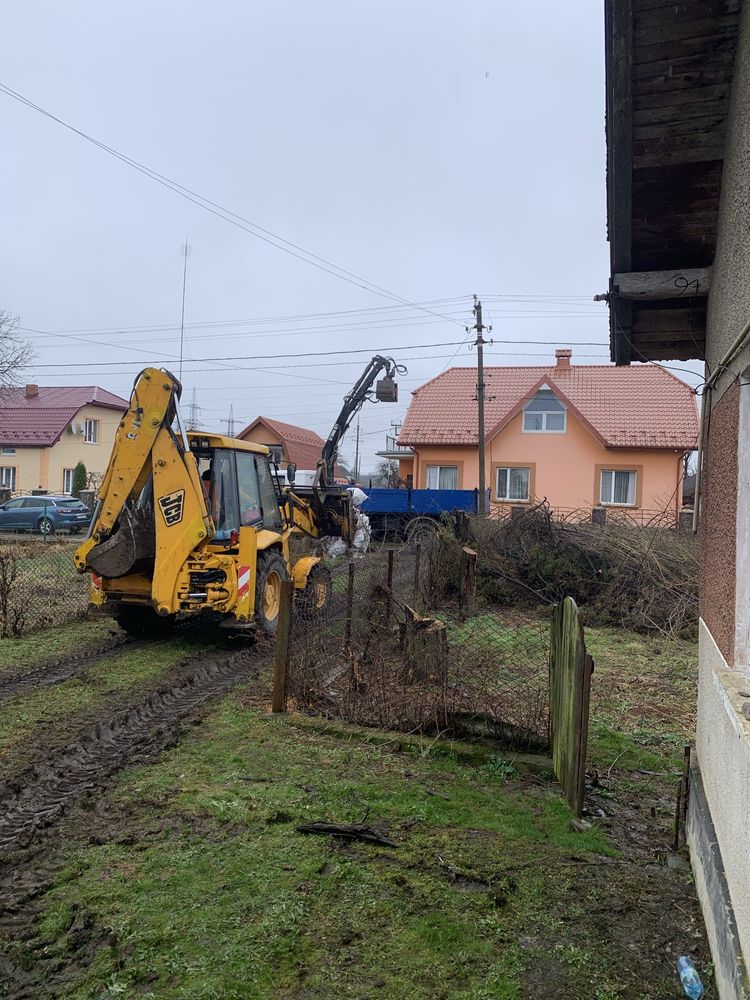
[0,404,123,494]
[410,408,684,516]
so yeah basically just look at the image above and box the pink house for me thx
[397,349,698,519]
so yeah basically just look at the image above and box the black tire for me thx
[115,605,175,638]
[254,551,289,635]
[38,517,55,536]
[406,517,438,545]
[297,563,332,619]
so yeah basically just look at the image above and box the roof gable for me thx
[0,386,128,448]
[238,415,326,469]
[399,363,698,451]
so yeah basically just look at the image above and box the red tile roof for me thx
[399,364,699,451]
[238,416,326,469]
[0,386,128,447]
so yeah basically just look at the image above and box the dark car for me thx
[0,495,92,535]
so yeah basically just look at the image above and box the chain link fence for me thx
[0,538,89,636]
[287,539,551,751]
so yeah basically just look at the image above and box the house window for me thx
[0,468,16,491]
[426,465,458,490]
[84,419,99,444]
[522,389,566,433]
[63,468,75,493]
[496,466,530,502]
[0,446,15,456]
[600,469,637,506]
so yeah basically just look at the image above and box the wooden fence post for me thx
[459,546,477,619]
[343,560,355,655]
[549,597,594,817]
[413,543,422,610]
[272,579,293,713]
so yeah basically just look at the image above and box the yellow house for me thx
[0,383,128,494]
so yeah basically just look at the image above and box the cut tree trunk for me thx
[399,605,448,685]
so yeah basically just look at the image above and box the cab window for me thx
[256,456,282,530]
[209,449,239,540]
[236,452,262,526]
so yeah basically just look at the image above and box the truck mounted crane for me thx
[73,357,402,636]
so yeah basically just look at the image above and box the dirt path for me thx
[0,642,268,998]
[0,635,137,701]
[0,646,262,854]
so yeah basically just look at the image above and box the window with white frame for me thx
[0,467,16,491]
[0,446,15,456]
[600,469,637,506]
[84,419,99,444]
[425,465,458,490]
[522,389,566,433]
[63,468,75,493]
[496,466,530,502]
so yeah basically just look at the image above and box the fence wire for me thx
[287,539,550,751]
[0,538,89,636]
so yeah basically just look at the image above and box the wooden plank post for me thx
[386,548,394,625]
[549,597,594,817]
[272,579,293,713]
[343,559,355,656]
[459,546,477,620]
[413,543,422,610]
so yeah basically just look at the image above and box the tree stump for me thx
[459,546,477,619]
[400,605,448,685]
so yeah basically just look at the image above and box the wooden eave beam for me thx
[606,0,634,365]
[612,266,712,300]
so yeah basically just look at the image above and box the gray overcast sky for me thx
[0,1,703,471]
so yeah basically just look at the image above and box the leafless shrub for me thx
[0,310,34,392]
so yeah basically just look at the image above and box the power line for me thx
[0,81,464,329]
[26,339,615,371]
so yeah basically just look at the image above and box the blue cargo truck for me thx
[359,487,489,542]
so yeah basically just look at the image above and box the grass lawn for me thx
[0,611,710,999]
[33,699,628,1000]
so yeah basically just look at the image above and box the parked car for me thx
[0,495,92,535]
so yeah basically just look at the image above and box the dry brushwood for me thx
[296,821,398,847]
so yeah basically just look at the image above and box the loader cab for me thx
[188,434,282,543]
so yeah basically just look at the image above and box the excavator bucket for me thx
[86,504,156,579]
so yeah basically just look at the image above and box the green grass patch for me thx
[35,700,619,1000]
[0,617,115,674]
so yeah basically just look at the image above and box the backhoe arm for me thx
[74,368,214,613]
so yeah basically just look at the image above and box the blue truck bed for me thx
[360,488,480,515]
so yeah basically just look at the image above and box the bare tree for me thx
[0,311,33,391]
[374,460,400,488]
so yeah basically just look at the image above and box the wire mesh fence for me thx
[286,539,551,751]
[0,538,89,636]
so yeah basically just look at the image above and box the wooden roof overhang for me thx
[604,0,742,364]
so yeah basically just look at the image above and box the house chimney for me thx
[555,348,572,368]
[25,383,39,398]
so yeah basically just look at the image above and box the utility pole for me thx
[472,296,491,514]
[221,404,236,437]
[178,238,192,382]
[353,418,361,482]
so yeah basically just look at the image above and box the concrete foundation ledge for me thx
[687,760,750,999]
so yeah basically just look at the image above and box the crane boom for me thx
[317,355,404,487]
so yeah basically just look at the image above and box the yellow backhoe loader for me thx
[73,357,402,636]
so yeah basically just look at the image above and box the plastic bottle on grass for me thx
[677,956,704,999]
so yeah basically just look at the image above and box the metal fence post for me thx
[272,579,293,713]
[386,548,394,624]
[413,543,421,610]
[343,559,355,656]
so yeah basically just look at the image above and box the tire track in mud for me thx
[0,645,264,857]
[0,635,139,702]
[0,641,267,998]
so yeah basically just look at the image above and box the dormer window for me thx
[522,388,566,433]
